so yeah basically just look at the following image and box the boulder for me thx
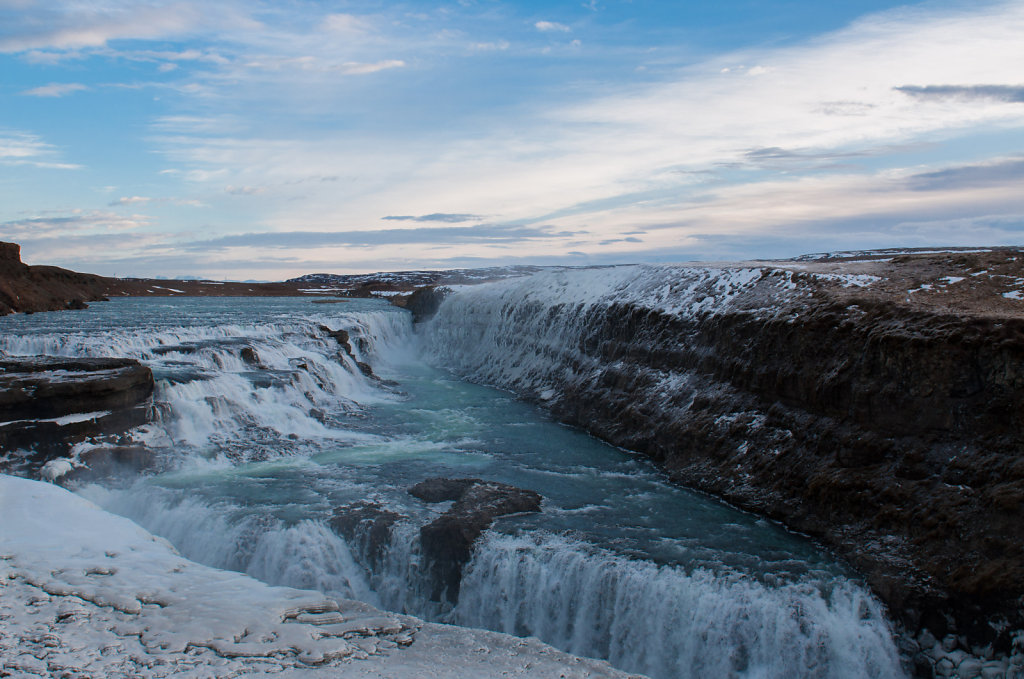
[410,478,542,603]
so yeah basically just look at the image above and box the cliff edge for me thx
[0,242,109,315]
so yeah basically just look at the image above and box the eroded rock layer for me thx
[0,357,155,472]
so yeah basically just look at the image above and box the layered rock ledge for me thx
[0,357,154,473]
[423,249,1024,661]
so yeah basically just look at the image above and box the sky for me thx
[2,0,1024,279]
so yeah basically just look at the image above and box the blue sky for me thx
[2,0,1024,279]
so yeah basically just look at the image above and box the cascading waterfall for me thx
[422,264,795,402]
[0,295,908,679]
[454,533,901,679]
[0,299,413,459]
[82,483,379,604]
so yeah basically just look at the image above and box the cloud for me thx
[0,130,80,169]
[184,224,577,250]
[381,213,483,223]
[535,21,570,33]
[110,196,151,206]
[0,210,150,238]
[895,84,1024,103]
[239,56,404,75]
[109,195,205,207]
[0,2,258,53]
[470,40,510,51]
[321,13,367,34]
[20,82,88,97]
[337,59,404,75]
[225,185,265,196]
[905,157,1024,191]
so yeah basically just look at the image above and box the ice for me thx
[0,474,634,678]
[39,458,73,481]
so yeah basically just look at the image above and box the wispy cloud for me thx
[184,223,577,250]
[0,210,150,238]
[20,82,87,97]
[905,157,1024,191]
[381,213,483,223]
[535,21,570,32]
[895,84,1024,103]
[110,196,151,206]
[0,131,80,169]
[108,195,205,207]
[0,1,258,53]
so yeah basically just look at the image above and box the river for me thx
[0,296,905,678]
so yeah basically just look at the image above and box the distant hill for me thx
[287,265,544,296]
[0,241,544,315]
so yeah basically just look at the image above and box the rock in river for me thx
[410,478,542,603]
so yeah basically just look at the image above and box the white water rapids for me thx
[0,295,907,679]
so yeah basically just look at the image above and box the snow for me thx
[39,459,73,482]
[807,272,881,287]
[0,410,111,430]
[49,410,111,425]
[152,286,186,294]
[0,474,634,678]
[1003,290,1023,300]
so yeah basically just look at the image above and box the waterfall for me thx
[454,532,902,679]
[81,484,379,605]
[0,300,414,461]
[421,264,793,402]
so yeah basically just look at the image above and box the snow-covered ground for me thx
[0,474,637,678]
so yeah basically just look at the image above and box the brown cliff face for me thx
[0,242,110,315]
[425,249,1024,655]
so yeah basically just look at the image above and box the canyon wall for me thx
[424,251,1024,654]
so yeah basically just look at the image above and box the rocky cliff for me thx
[0,242,110,315]
[423,249,1024,661]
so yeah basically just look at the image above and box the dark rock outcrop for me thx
[59,445,157,485]
[545,299,1024,648]
[403,287,449,323]
[0,357,155,473]
[410,478,542,603]
[0,242,110,316]
[329,501,406,570]
[319,325,379,379]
